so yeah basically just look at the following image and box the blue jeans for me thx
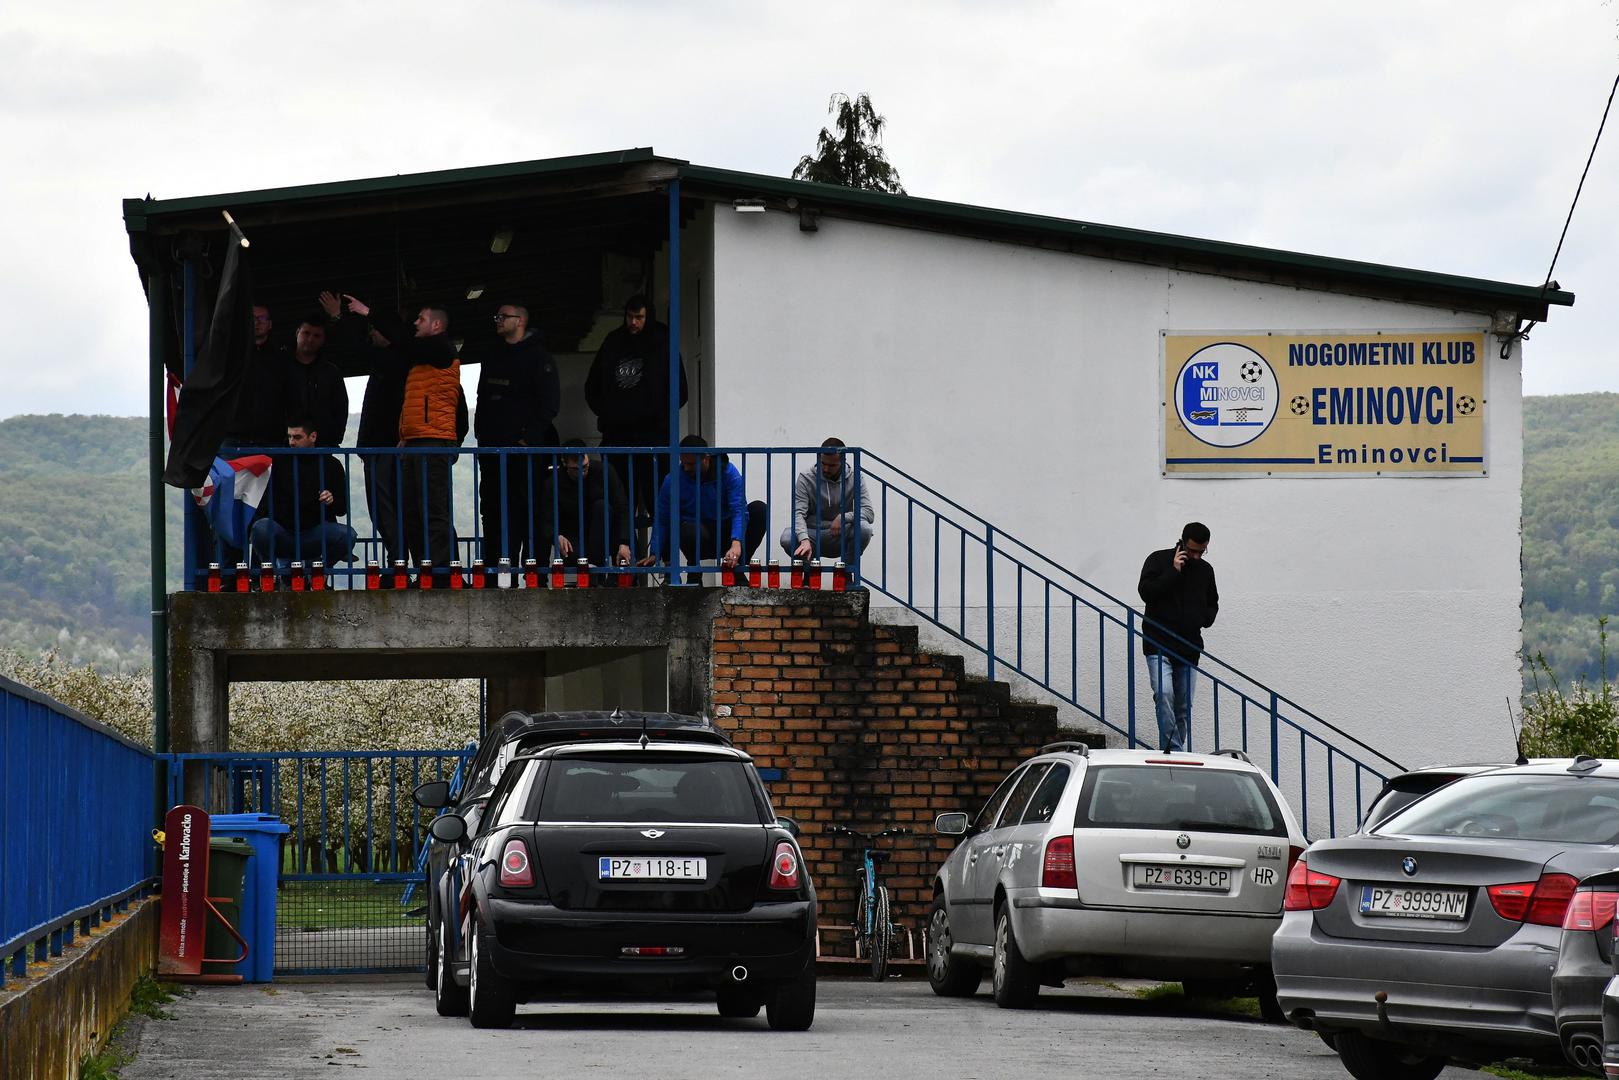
[249,519,357,575]
[1145,653,1195,752]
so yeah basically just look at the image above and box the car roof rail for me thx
[1039,741,1090,757]
[1569,755,1603,775]
[1212,748,1252,764]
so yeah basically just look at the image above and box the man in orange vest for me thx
[345,295,461,580]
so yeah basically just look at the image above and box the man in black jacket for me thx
[284,312,350,448]
[1137,522,1219,752]
[472,302,560,566]
[353,323,409,567]
[221,304,289,450]
[542,438,633,568]
[584,294,688,525]
[248,415,356,576]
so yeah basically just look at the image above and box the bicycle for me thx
[828,823,910,980]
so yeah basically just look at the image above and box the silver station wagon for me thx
[927,743,1305,1011]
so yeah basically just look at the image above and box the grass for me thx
[76,976,185,1079]
[1482,1064,1583,1080]
[1133,982,1261,1020]
[277,879,425,931]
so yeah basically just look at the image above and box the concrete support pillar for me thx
[166,646,229,809]
[487,659,547,722]
[666,635,709,716]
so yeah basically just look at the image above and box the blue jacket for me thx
[650,458,747,556]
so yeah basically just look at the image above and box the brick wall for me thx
[710,592,1100,956]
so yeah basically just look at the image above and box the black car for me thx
[429,734,817,1029]
[413,711,732,991]
[1553,870,1619,1074]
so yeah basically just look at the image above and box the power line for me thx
[1543,67,1619,291]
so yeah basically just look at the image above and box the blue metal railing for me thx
[175,443,1399,836]
[163,749,472,880]
[1,676,157,988]
[856,451,1403,839]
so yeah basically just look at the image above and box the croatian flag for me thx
[192,455,273,550]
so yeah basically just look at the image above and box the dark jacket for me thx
[264,452,349,530]
[471,331,560,447]
[223,342,289,448]
[285,355,350,447]
[544,459,632,560]
[356,342,408,449]
[584,321,688,443]
[1137,545,1219,664]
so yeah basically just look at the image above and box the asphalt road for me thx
[118,975,1483,1080]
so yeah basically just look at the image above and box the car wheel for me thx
[434,919,468,1017]
[716,987,762,1018]
[467,921,516,1029]
[926,895,982,997]
[1333,1031,1447,1080]
[765,970,817,1031]
[991,906,1038,1009]
[870,886,892,982]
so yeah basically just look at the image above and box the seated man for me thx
[638,435,765,583]
[248,415,357,575]
[544,438,634,568]
[779,436,875,563]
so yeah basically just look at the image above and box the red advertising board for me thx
[157,804,209,976]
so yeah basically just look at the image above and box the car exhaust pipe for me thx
[730,965,749,983]
[1567,1032,1601,1072]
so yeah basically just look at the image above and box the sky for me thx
[1,0,1615,419]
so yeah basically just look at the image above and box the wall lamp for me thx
[731,198,767,213]
[465,284,485,299]
[490,227,514,253]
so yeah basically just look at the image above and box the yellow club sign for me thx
[1162,331,1486,476]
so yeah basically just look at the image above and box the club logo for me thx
[640,829,666,839]
[1401,856,1418,876]
[1176,834,1191,850]
[1173,343,1279,448]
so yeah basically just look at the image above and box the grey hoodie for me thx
[791,463,874,539]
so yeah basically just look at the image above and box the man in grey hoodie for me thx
[778,436,875,563]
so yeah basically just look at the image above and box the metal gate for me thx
[163,749,471,975]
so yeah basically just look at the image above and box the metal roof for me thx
[123,147,1574,319]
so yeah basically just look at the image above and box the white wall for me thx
[709,208,1523,776]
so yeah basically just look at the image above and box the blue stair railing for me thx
[856,450,1403,839]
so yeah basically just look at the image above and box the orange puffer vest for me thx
[399,359,461,442]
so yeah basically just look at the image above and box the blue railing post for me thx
[667,178,682,582]
[984,524,996,682]
[1269,690,1281,782]
[1126,610,1138,748]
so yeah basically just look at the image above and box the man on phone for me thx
[1137,522,1219,752]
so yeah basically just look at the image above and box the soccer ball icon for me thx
[1240,360,1264,383]
[1290,395,1309,416]
[1456,395,1477,416]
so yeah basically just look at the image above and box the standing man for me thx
[344,295,461,580]
[471,302,560,567]
[285,310,349,448]
[248,415,356,576]
[221,304,288,450]
[584,294,688,526]
[352,322,408,568]
[1137,523,1219,753]
[779,436,875,564]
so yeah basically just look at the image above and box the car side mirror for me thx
[413,780,451,809]
[776,815,801,838]
[429,814,467,843]
[934,812,969,836]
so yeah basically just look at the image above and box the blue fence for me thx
[1,676,157,989]
[178,442,1401,838]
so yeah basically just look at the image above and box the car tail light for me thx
[1563,889,1619,932]
[1489,873,1577,926]
[766,841,800,891]
[1283,856,1340,910]
[1285,845,1304,881]
[1042,835,1077,889]
[499,839,533,887]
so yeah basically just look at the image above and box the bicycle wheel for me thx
[870,886,892,981]
[854,888,871,963]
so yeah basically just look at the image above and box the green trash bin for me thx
[203,836,255,963]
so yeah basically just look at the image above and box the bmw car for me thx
[926,744,1304,1012]
[429,733,816,1029]
[1274,758,1619,1080]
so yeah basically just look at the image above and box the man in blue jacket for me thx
[639,435,765,583]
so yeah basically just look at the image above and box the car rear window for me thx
[1376,774,1619,843]
[1076,765,1286,836]
[535,754,765,824]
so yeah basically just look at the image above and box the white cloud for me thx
[2,0,1615,414]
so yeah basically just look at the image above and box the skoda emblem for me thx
[1401,857,1418,877]
[1176,834,1191,850]
[640,829,666,839]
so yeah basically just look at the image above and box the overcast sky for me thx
[2,0,1615,419]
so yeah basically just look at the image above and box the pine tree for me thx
[792,93,906,194]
